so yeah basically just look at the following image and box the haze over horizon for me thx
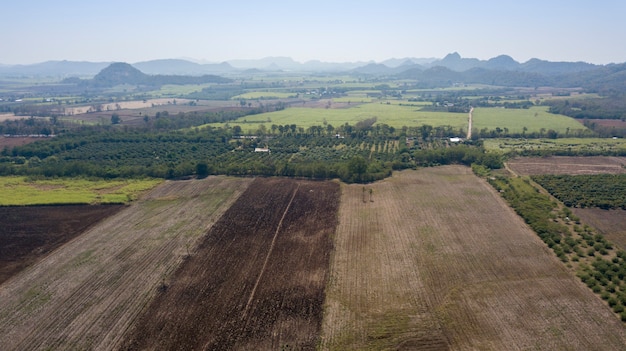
[3,0,625,66]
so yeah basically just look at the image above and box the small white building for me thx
[254,147,270,153]
[450,137,461,143]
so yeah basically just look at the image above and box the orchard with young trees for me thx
[0,106,503,183]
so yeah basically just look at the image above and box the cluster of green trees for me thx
[545,96,626,137]
[546,96,626,121]
[488,177,566,246]
[532,174,626,209]
[1,115,505,182]
[578,252,626,320]
[0,116,60,136]
[413,144,503,169]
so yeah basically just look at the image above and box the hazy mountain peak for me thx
[442,52,462,61]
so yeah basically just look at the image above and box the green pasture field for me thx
[210,102,467,133]
[472,106,587,134]
[154,84,213,96]
[0,177,162,206]
[332,95,374,103]
[205,102,587,135]
[484,137,626,153]
[232,91,296,100]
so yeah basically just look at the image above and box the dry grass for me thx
[321,166,626,350]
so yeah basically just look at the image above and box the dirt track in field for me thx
[321,166,626,350]
[0,176,251,351]
[0,205,124,285]
[507,156,626,175]
[120,178,340,350]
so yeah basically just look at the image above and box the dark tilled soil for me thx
[120,178,340,351]
[0,205,125,285]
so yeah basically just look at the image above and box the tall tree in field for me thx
[349,156,368,183]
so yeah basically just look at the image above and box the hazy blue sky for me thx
[3,0,625,65]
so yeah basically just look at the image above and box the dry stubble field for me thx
[321,166,626,350]
[2,167,626,350]
[0,176,252,350]
[507,156,626,175]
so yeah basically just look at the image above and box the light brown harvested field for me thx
[0,113,17,121]
[508,156,626,175]
[61,98,194,115]
[0,176,252,351]
[321,166,626,350]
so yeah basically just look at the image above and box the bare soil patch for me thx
[120,178,340,351]
[590,119,626,128]
[508,156,626,175]
[0,136,46,148]
[0,205,124,285]
[62,100,240,126]
[321,166,626,350]
[0,176,252,351]
[62,99,194,115]
[573,208,626,249]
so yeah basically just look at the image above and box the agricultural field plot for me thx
[59,99,238,126]
[572,208,626,249]
[592,119,626,129]
[484,138,626,154]
[507,156,626,176]
[232,91,297,100]
[208,102,584,135]
[472,106,586,134]
[0,135,46,148]
[209,102,469,132]
[120,178,340,350]
[0,177,162,206]
[321,166,626,350]
[0,176,252,351]
[0,205,124,285]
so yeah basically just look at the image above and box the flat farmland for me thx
[0,176,252,351]
[120,178,339,350]
[321,166,626,350]
[206,102,469,132]
[572,208,626,249]
[0,205,124,285]
[472,106,586,134]
[507,156,626,175]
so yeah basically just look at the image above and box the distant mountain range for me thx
[2,53,625,93]
[65,62,232,88]
[0,53,617,78]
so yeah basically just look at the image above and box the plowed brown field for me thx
[507,156,626,175]
[120,178,340,350]
[321,166,626,350]
[0,204,124,285]
[0,176,252,351]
